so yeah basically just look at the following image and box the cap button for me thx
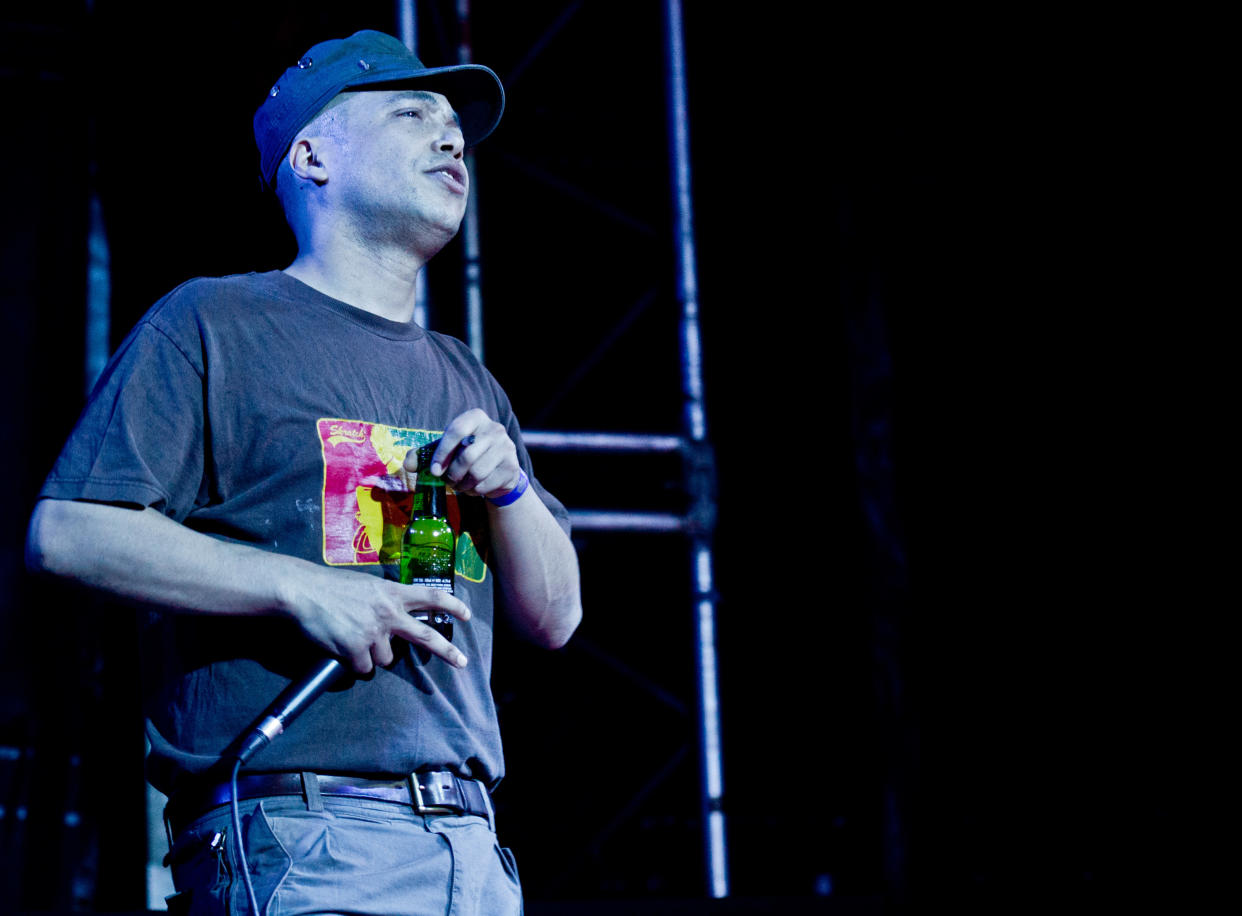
[297,56,313,69]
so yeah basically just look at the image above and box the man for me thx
[25,29,581,915]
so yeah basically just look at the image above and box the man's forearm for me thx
[26,499,296,616]
[25,498,474,672]
[486,492,583,649]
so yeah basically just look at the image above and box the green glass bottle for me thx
[400,441,455,641]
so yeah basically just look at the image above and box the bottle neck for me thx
[413,478,447,519]
[416,440,438,471]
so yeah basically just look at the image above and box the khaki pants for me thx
[165,794,522,916]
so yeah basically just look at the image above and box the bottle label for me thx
[406,577,454,592]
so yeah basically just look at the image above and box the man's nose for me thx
[436,123,465,158]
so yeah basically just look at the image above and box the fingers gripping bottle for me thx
[400,440,456,641]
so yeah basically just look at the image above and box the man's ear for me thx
[288,137,330,185]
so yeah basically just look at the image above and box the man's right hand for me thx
[279,564,471,672]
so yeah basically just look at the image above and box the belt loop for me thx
[300,771,323,812]
[482,782,496,833]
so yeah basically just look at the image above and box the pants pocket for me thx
[497,844,521,885]
[166,824,232,915]
[243,801,294,915]
[168,802,294,916]
[495,843,524,916]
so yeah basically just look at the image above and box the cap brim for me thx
[343,64,505,147]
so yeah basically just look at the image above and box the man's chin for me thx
[407,219,464,260]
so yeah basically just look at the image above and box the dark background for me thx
[1,1,1214,912]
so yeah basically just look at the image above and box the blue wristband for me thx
[487,469,529,507]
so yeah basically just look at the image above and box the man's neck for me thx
[283,238,428,324]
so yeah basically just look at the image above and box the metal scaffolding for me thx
[405,0,730,897]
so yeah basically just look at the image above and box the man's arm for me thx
[486,488,583,649]
[413,409,583,648]
[25,498,472,671]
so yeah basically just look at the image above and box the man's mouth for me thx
[427,161,468,194]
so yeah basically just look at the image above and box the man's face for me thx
[321,88,470,251]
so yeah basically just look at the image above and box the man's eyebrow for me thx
[387,90,461,125]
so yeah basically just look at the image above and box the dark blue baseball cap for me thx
[254,30,505,187]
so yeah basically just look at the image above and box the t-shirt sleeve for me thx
[39,317,206,521]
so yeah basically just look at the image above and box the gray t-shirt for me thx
[39,270,568,795]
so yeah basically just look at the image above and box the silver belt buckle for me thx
[409,772,457,815]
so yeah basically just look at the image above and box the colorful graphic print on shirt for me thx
[316,418,487,581]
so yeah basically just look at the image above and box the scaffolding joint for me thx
[681,438,718,536]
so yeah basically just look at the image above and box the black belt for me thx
[165,770,492,838]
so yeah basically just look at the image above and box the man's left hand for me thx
[404,408,524,502]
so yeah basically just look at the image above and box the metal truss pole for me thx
[663,0,727,897]
[436,0,728,897]
[396,0,430,329]
[521,1,729,897]
[454,0,486,361]
[85,189,110,394]
[398,0,485,355]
